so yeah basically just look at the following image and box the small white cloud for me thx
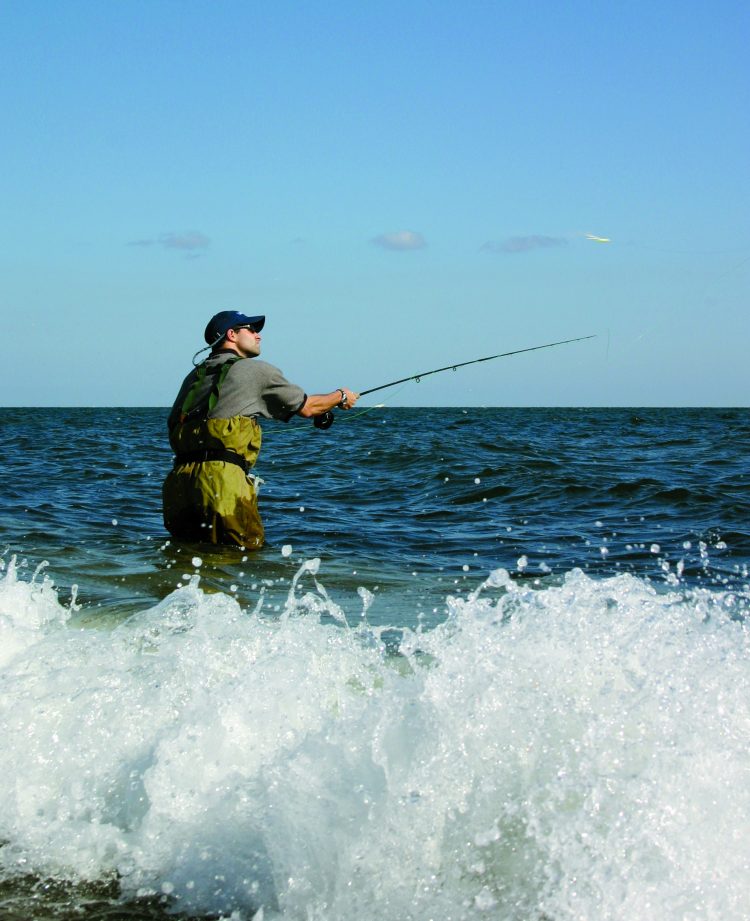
[128,231,211,257]
[159,231,210,251]
[481,235,568,254]
[371,230,426,251]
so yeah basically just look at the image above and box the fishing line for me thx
[711,252,750,282]
[335,383,411,424]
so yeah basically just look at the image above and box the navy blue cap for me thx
[204,311,266,345]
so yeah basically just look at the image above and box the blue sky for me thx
[1,0,747,406]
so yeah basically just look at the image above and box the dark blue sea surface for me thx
[1,407,748,616]
[1,407,749,921]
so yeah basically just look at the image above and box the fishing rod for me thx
[313,334,596,428]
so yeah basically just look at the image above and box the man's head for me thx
[204,310,265,357]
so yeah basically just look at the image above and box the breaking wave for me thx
[1,556,749,920]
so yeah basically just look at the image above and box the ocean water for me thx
[1,406,749,920]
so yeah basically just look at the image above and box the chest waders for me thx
[162,357,266,549]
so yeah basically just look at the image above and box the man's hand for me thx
[337,388,359,410]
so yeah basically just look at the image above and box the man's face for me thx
[228,325,262,358]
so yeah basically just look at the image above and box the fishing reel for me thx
[313,411,335,430]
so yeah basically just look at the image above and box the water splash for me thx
[1,560,749,920]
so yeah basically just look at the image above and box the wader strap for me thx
[179,364,207,422]
[179,356,241,423]
[208,361,236,413]
[173,449,252,474]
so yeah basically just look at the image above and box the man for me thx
[163,310,358,548]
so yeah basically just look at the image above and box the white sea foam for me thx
[1,560,749,920]
[0,556,74,668]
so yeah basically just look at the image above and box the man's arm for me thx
[297,388,359,418]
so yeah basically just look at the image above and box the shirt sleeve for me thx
[257,363,307,421]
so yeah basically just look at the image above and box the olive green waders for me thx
[163,415,264,548]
